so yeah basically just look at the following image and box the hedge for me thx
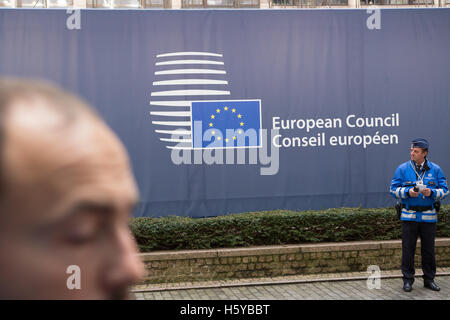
[130,205,450,252]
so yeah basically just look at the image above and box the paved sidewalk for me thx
[133,268,450,300]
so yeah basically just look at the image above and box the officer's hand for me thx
[421,188,432,197]
[408,189,419,197]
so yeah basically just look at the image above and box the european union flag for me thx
[191,100,261,149]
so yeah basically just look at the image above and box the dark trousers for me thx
[401,221,437,284]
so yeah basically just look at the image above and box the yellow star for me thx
[237,114,242,119]
[211,115,215,119]
[240,122,244,126]
[233,136,237,140]
[224,106,228,111]
[225,138,229,142]
[232,108,236,113]
[216,108,221,113]
[209,122,213,127]
[217,136,221,141]
[212,131,215,135]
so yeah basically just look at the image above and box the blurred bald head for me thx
[0,78,144,299]
[0,79,99,199]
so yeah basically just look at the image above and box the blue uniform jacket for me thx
[390,160,448,222]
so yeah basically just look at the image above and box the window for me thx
[182,0,259,7]
[207,0,234,6]
[271,0,348,5]
[0,0,14,6]
[47,0,73,6]
[360,0,433,4]
[88,0,146,7]
[87,0,113,6]
[143,0,166,7]
[16,0,47,6]
[113,0,141,7]
[238,0,259,6]
[182,0,204,6]
[88,0,142,7]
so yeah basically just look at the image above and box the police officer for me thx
[390,138,448,292]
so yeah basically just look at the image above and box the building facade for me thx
[0,0,449,9]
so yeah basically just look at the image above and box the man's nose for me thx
[104,227,145,290]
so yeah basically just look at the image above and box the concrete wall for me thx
[139,238,450,284]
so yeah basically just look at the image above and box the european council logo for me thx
[150,51,262,151]
[191,100,262,149]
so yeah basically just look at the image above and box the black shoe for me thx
[403,282,413,292]
[424,281,440,291]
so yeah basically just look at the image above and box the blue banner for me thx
[1,8,449,217]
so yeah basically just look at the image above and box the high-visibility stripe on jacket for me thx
[390,160,448,223]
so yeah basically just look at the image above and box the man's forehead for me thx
[5,98,126,167]
[6,95,75,129]
[3,96,138,204]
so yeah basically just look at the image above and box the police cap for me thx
[411,138,429,150]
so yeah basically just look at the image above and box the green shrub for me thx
[130,205,450,252]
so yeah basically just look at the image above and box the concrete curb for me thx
[132,267,450,293]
